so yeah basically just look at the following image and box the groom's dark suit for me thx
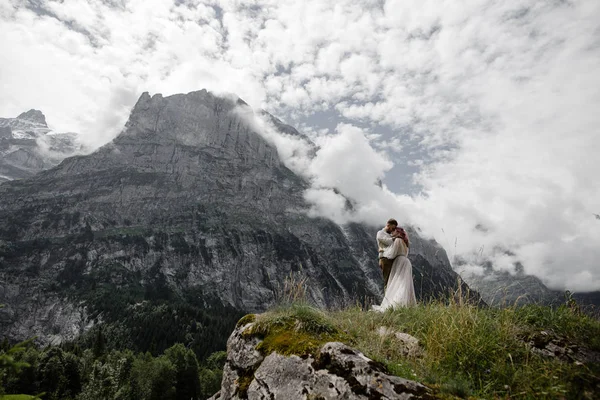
[379,258,393,290]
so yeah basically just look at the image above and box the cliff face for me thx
[0,90,478,348]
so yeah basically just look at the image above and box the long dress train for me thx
[372,237,417,311]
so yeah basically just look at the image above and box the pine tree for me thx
[92,328,106,359]
[165,344,200,399]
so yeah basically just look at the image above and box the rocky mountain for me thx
[0,90,478,357]
[460,260,600,314]
[571,291,600,307]
[0,109,87,182]
[460,262,563,307]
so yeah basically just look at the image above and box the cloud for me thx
[1,0,599,291]
[233,105,315,175]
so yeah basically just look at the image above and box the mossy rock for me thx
[232,368,256,398]
[256,328,322,357]
[236,314,257,328]
[242,305,347,357]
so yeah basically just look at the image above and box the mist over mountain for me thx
[458,257,600,313]
[0,109,88,183]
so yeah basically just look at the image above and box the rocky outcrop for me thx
[521,330,600,365]
[17,109,48,127]
[210,320,434,400]
[0,90,479,346]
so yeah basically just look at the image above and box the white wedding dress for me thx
[372,237,417,311]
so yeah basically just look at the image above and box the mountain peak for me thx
[120,89,251,144]
[17,109,47,127]
[107,89,284,171]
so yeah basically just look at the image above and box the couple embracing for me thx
[372,218,417,311]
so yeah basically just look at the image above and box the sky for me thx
[1,0,599,291]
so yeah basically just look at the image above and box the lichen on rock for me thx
[212,313,436,399]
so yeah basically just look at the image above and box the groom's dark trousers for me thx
[379,257,393,290]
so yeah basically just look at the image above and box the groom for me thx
[377,218,399,290]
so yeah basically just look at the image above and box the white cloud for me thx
[1,0,599,291]
[309,124,392,197]
[234,106,315,175]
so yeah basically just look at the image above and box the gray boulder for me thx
[212,320,435,400]
[377,326,423,358]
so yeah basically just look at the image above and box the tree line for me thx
[0,337,225,400]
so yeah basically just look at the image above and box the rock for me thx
[227,320,264,370]
[208,390,221,399]
[526,330,553,350]
[0,126,11,139]
[220,363,244,399]
[17,109,47,126]
[312,342,433,399]
[524,330,600,364]
[215,321,434,399]
[249,352,347,399]
[377,326,422,358]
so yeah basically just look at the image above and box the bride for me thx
[373,225,417,311]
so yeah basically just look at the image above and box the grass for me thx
[238,299,600,399]
[243,303,344,357]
